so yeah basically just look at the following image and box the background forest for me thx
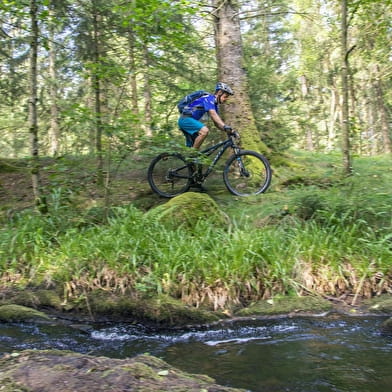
[0,0,391,308]
[1,0,391,160]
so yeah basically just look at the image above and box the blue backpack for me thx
[177,90,209,114]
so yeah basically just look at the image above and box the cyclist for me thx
[178,82,235,149]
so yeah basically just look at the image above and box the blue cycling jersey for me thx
[186,94,218,120]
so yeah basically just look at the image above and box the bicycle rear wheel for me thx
[148,152,191,198]
[223,150,271,196]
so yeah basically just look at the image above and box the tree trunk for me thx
[300,75,315,151]
[128,29,139,116]
[212,0,268,154]
[327,86,338,151]
[92,0,104,185]
[143,43,153,137]
[341,0,352,175]
[374,66,392,154]
[29,0,47,213]
[48,2,60,156]
[365,89,378,155]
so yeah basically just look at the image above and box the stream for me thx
[1,314,391,392]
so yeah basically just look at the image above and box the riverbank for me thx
[1,287,391,326]
[1,290,391,392]
[1,294,392,392]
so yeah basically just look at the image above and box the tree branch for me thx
[239,10,314,21]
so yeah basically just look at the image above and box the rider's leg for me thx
[192,126,209,149]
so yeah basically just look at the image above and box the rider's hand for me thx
[223,125,233,134]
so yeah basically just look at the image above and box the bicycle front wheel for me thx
[223,150,272,196]
[148,152,191,198]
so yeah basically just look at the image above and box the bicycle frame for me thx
[198,135,239,179]
[167,135,240,182]
[148,131,272,197]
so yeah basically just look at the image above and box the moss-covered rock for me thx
[381,317,392,335]
[86,292,220,326]
[0,350,246,392]
[0,304,51,322]
[8,289,63,310]
[236,295,332,317]
[0,289,220,326]
[364,294,392,313]
[146,192,229,229]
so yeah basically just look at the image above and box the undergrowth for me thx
[0,151,391,309]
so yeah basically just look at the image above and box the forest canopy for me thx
[0,0,391,159]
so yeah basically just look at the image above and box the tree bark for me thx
[341,0,352,175]
[143,43,153,137]
[92,0,104,185]
[29,0,47,213]
[48,2,60,156]
[212,0,268,154]
[374,65,392,154]
[128,29,139,117]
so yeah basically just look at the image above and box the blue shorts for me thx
[178,116,205,147]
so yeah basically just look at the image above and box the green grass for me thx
[0,151,391,308]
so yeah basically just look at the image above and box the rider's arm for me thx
[208,109,226,131]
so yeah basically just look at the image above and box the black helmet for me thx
[215,82,234,95]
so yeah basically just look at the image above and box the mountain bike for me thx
[147,131,272,198]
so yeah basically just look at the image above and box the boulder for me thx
[366,294,392,313]
[0,350,246,392]
[0,304,51,322]
[381,317,392,336]
[147,192,229,229]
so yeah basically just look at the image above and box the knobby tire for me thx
[223,150,272,196]
[147,152,191,198]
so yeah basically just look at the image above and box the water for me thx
[1,315,391,392]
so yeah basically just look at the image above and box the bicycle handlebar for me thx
[230,130,240,139]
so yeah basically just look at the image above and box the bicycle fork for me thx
[236,157,250,177]
[233,148,250,177]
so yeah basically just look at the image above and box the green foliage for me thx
[1,151,391,307]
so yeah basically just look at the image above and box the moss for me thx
[0,350,245,392]
[0,304,51,322]
[120,362,160,380]
[381,317,392,335]
[364,294,392,313]
[2,289,63,310]
[34,290,63,309]
[0,289,220,326]
[7,290,39,307]
[0,377,30,392]
[280,174,336,189]
[146,192,229,229]
[86,291,220,326]
[236,295,332,317]
[138,295,221,325]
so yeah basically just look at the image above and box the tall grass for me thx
[1,152,391,308]
[1,202,390,308]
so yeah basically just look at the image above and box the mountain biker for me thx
[178,82,235,149]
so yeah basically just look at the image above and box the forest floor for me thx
[0,155,155,213]
[0,148,345,215]
[2,149,391,230]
